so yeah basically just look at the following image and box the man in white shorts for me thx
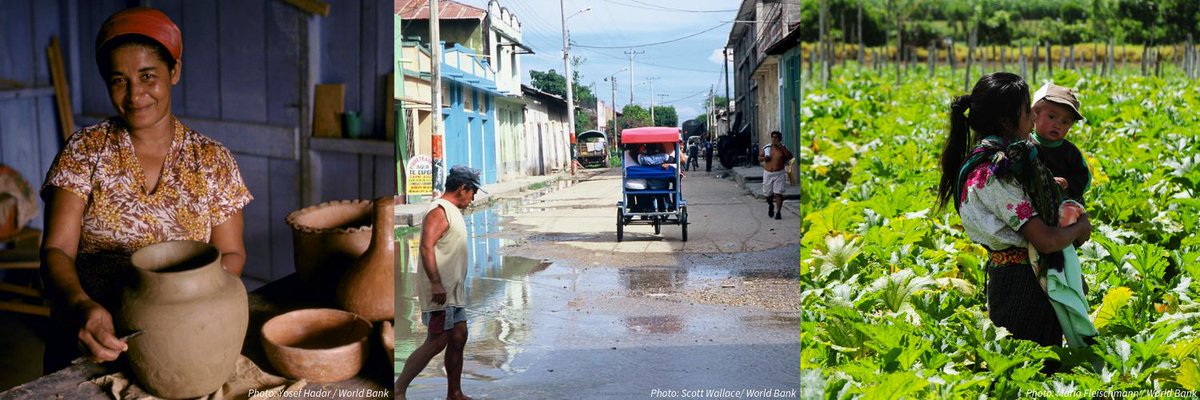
[759,131,793,220]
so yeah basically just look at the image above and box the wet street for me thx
[396,169,799,399]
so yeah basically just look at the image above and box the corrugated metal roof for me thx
[395,0,486,20]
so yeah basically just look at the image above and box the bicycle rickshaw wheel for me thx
[681,206,688,242]
[617,206,624,242]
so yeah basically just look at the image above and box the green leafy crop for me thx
[801,66,1200,397]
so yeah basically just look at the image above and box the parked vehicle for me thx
[681,118,706,144]
[576,130,609,168]
[718,113,754,169]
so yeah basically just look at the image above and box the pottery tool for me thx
[70,330,144,365]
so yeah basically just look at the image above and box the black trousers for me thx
[986,264,1064,347]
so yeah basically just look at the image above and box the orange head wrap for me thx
[95,7,182,63]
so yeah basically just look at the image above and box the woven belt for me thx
[988,247,1030,266]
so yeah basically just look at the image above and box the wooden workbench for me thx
[0,274,393,399]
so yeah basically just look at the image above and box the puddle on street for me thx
[396,186,798,388]
[396,205,547,379]
[739,314,802,330]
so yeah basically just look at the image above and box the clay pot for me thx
[121,240,248,399]
[335,196,396,321]
[261,308,371,383]
[286,200,372,292]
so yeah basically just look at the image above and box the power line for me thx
[573,21,731,49]
[502,1,559,52]
[600,0,737,13]
[659,88,710,105]
[639,59,719,73]
[574,47,719,73]
[602,1,635,55]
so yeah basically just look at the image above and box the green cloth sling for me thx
[1047,245,1098,347]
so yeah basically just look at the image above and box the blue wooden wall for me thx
[0,0,69,233]
[0,0,394,289]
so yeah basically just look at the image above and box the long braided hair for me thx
[937,72,1032,211]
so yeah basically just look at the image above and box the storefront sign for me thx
[405,155,433,196]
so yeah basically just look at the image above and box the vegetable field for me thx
[799,66,1200,398]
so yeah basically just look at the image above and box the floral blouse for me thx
[958,161,1038,251]
[42,117,251,307]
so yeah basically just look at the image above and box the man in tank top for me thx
[397,165,481,400]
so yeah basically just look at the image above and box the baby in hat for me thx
[1032,82,1092,204]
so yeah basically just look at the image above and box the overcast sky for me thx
[440,0,740,126]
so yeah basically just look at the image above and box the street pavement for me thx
[397,167,800,399]
[498,168,800,257]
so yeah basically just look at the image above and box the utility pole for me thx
[560,0,575,175]
[561,2,590,175]
[657,93,668,126]
[645,77,659,125]
[722,47,731,125]
[610,76,618,144]
[603,66,626,146]
[592,81,601,131]
[625,49,643,104]
[430,0,445,195]
[708,86,714,140]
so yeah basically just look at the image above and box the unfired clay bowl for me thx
[261,308,371,383]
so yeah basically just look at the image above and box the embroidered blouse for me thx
[958,161,1039,251]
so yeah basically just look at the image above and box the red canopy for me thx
[620,127,681,144]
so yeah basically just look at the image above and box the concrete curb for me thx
[731,166,764,185]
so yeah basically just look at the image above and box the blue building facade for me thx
[441,44,503,185]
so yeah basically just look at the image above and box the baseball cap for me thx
[1033,83,1084,122]
[447,165,487,194]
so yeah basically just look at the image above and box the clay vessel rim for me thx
[261,308,371,352]
[129,240,220,275]
[285,200,372,234]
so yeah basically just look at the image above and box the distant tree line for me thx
[531,59,680,137]
[800,0,1200,46]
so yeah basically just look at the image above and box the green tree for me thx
[569,56,597,105]
[529,69,566,96]
[978,9,1014,44]
[707,96,729,111]
[652,105,678,127]
[800,0,891,45]
[694,96,729,126]
[574,109,595,136]
[620,104,651,130]
[529,67,596,106]
[799,0,1200,49]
